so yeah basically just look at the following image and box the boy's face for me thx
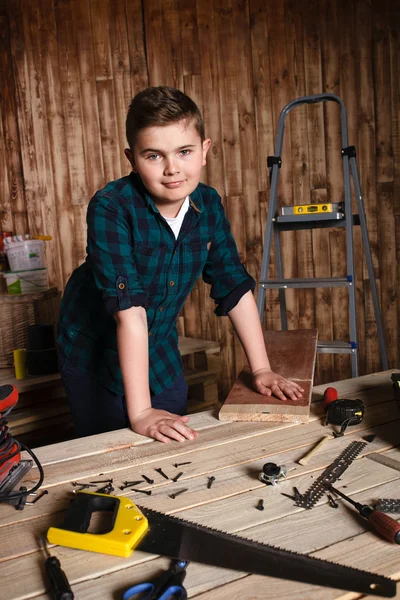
[125,119,211,215]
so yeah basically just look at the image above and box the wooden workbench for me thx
[1,370,400,599]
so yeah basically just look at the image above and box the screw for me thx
[26,490,48,505]
[169,488,188,499]
[294,487,302,503]
[155,468,170,480]
[327,494,339,508]
[257,499,264,511]
[89,479,113,484]
[131,488,152,495]
[141,475,154,484]
[173,462,192,468]
[71,482,97,488]
[119,480,144,489]
[172,472,183,483]
[207,476,215,489]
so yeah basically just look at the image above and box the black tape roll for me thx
[27,324,55,351]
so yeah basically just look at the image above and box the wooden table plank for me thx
[0,370,399,599]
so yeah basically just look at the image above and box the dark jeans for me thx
[59,351,188,437]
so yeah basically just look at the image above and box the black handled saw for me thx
[47,491,396,597]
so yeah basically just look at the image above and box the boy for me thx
[58,86,303,443]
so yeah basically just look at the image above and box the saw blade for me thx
[138,506,395,597]
[366,453,400,472]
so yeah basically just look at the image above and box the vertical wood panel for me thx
[108,0,134,176]
[317,0,340,382]
[37,0,76,286]
[0,10,26,234]
[72,0,104,199]
[1,0,399,394]
[214,0,242,197]
[288,1,314,339]
[266,1,298,332]
[125,0,148,95]
[196,0,224,360]
[197,0,224,194]
[91,0,121,182]
[356,0,379,374]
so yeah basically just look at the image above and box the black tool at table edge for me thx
[40,537,74,600]
[324,484,400,544]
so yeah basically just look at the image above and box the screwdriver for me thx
[325,484,400,544]
[40,536,74,599]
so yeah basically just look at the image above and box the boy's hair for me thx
[126,86,205,149]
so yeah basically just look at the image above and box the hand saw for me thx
[47,491,396,597]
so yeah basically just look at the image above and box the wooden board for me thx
[219,329,318,423]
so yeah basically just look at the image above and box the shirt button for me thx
[159,307,164,312]
[148,331,152,336]
[169,280,175,287]
[118,282,125,290]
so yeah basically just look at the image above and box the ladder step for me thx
[260,277,352,289]
[317,340,357,354]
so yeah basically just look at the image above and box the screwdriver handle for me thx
[368,511,400,544]
[45,556,74,599]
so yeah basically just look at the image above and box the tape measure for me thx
[326,399,364,437]
[323,387,364,437]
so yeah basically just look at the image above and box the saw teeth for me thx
[139,505,393,583]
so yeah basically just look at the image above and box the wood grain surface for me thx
[0,370,399,599]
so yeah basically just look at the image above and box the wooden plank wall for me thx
[0,0,399,396]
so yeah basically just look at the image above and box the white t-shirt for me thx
[163,196,190,239]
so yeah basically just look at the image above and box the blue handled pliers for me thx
[122,560,188,600]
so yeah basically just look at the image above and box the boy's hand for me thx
[131,407,199,443]
[252,368,304,401]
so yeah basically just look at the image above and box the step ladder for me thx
[257,93,388,377]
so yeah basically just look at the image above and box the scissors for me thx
[122,560,188,600]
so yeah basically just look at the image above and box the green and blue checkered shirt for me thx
[57,172,255,395]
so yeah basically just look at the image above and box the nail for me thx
[169,488,188,499]
[131,488,152,495]
[71,482,97,488]
[173,462,192,468]
[327,494,339,508]
[89,479,113,484]
[120,480,144,489]
[142,475,154,484]
[257,499,264,511]
[207,476,216,489]
[172,472,183,482]
[155,468,170,480]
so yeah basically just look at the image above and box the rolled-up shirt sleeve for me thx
[87,194,148,315]
[202,195,255,316]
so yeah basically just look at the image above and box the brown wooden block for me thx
[219,329,318,423]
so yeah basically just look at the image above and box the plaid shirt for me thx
[57,172,255,395]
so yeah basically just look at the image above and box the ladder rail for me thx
[349,156,389,369]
